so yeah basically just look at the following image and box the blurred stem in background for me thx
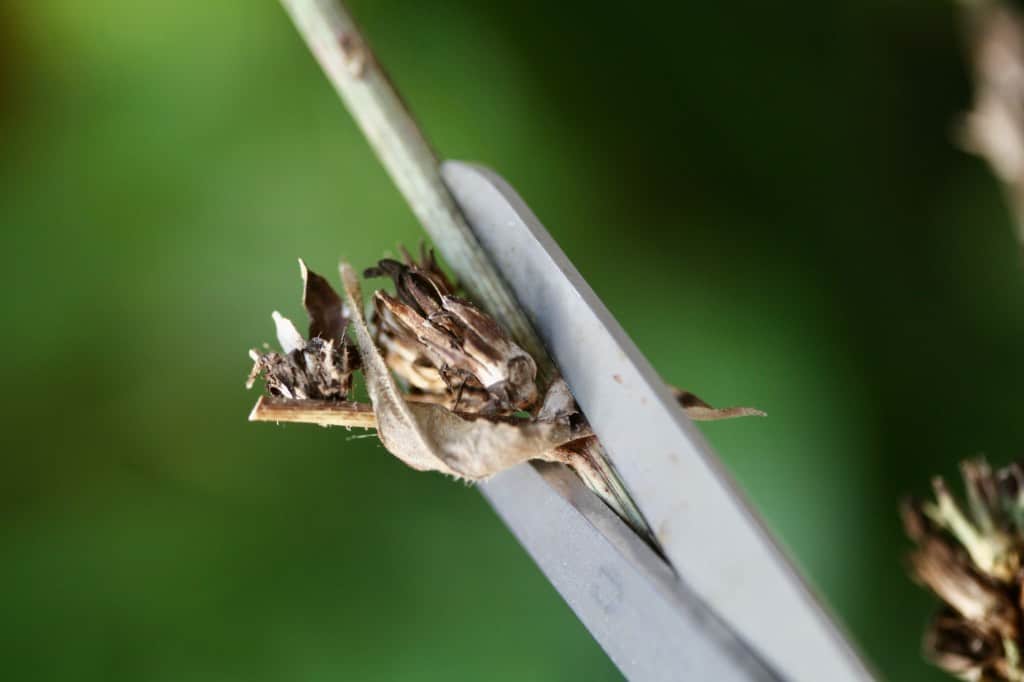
[958,0,1024,257]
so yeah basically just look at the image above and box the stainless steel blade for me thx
[480,462,780,681]
[443,161,874,682]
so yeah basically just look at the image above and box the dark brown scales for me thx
[365,249,538,415]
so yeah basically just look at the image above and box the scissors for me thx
[440,161,876,682]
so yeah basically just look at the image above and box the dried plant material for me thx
[340,262,574,479]
[247,255,760,541]
[372,294,449,393]
[670,387,766,421]
[959,0,1024,254]
[902,457,1024,681]
[250,395,378,428]
[366,245,454,395]
[398,242,457,295]
[302,259,355,349]
[535,377,578,422]
[366,254,538,414]
[249,390,498,429]
[926,609,1007,682]
[246,263,357,401]
[273,310,305,354]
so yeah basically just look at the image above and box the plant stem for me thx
[250,395,377,428]
[250,395,532,429]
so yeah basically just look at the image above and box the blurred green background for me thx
[2,1,1023,680]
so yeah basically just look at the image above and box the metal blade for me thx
[480,462,780,681]
[443,161,875,682]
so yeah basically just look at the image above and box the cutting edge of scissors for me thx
[480,461,780,681]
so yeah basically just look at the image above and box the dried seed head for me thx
[371,293,447,393]
[247,263,358,401]
[907,531,1017,639]
[340,261,573,480]
[365,248,481,406]
[926,471,1020,583]
[365,253,538,414]
[925,609,1004,682]
[903,457,1024,681]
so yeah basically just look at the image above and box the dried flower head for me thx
[903,458,1024,681]
[363,246,459,397]
[365,250,538,414]
[246,260,358,400]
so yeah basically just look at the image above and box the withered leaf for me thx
[340,262,572,480]
[671,387,766,421]
[301,258,352,347]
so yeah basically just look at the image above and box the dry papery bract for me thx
[903,458,1024,681]
[247,249,763,521]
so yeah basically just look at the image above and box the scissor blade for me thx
[442,161,874,682]
[480,462,779,681]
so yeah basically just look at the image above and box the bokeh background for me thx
[3,1,1023,680]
